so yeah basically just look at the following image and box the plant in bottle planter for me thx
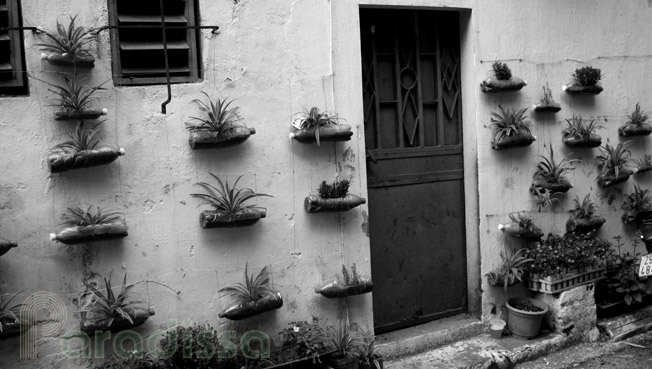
[40,77,108,120]
[485,247,533,291]
[305,178,366,213]
[619,103,652,137]
[357,328,383,369]
[596,141,633,187]
[480,62,527,93]
[563,66,603,95]
[218,263,283,320]
[48,122,125,173]
[37,15,95,68]
[325,320,362,369]
[289,107,352,145]
[80,273,154,333]
[489,106,535,150]
[191,174,271,228]
[532,146,578,193]
[566,193,606,233]
[50,206,128,244]
[531,186,561,212]
[315,264,373,298]
[532,83,561,112]
[621,185,652,224]
[0,292,22,338]
[498,212,543,240]
[0,240,17,257]
[561,114,602,148]
[635,154,652,174]
[185,93,255,150]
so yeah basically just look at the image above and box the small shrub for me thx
[573,66,602,87]
[492,62,512,81]
[318,179,350,199]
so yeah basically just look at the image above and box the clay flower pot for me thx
[289,124,353,144]
[55,108,107,121]
[199,208,266,228]
[304,194,366,213]
[566,215,606,233]
[48,147,125,173]
[506,297,548,339]
[619,123,652,137]
[597,170,632,188]
[80,307,155,334]
[218,292,283,320]
[532,103,561,113]
[188,127,256,150]
[563,83,603,95]
[0,240,17,256]
[50,221,128,245]
[498,223,543,241]
[315,278,373,298]
[480,77,527,93]
[41,52,95,68]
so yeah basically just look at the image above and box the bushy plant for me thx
[621,184,652,223]
[489,105,530,142]
[486,247,533,291]
[492,62,512,81]
[51,121,106,153]
[292,107,343,146]
[534,146,578,185]
[325,320,362,359]
[626,103,649,126]
[571,193,597,220]
[219,264,274,304]
[61,205,122,227]
[318,179,350,199]
[573,66,602,86]
[596,141,632,182]
[45,77,105,111]
[80,273,142,328]
[191,174,271,215]
[185,93,241,134]
[92,352,162,369]
[562,114,600,139]
[157,324,223,369]
[37,15,95,58]
[278,320,331,364]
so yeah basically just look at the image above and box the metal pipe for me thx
[159,0,171,114]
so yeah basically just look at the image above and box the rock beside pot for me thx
[188,127,256,150]
[0,240,17,256]
[289,124,353,144]
[55,108,107,121]
[506,297,548,339]
[315,278,373,298]
[199,208,266,228]
[50,222,128,245]
[80,307,155,334]
[563,84,603,95]
[218,292,283,320]
[304,194,366,213]
[41,52,95,68]
[480,77,527,93]
[48,147,125,173]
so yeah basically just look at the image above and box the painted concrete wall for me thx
[2,0,652,367]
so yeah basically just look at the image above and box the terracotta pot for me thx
[532,103,561,113]
[41,52,95,68]
[188,127,256,149]
[55,108,107,121]
[289,124,353,144]
[50,222,128,245]
[48,147,125,173]
[199,208,266,228]
[304,194,366,213]
[81,307,155,334]
[315,278,373,298]
[562,132,602,148]
[480,77,526,93]
[506,297,548,339]
[619,123,652,137]
[0,240,17,256]
[218,292,283,320]
[328,355,359,369]
[563,83,603,95]
[491,131,536,150]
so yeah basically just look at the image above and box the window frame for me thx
[107,0,202,86]
[0,0,28,95]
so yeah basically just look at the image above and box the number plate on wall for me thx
[639,254,652,277]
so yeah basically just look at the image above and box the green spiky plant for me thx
[534,146,578,186]
[622,185,652,223]
[531,186,561,212]
[51,121,107,154]
[489,105,531,143]
[325,320,362,359]
[292,107,343,146]
[492,62,512,81]
[540,83,555,105]
[36,15,95,58]
[39,76,106,112]
[81,273,143,327]
[0,292,22,333]
[356,327,382,369]
[627,103,649,127]
[185,92,242,134]
[486,247,533,291]
[61,206,122,227]
[563,114,600,139]
[573,66,602,87]
[571,193,597,220]
[318,179,350,199]
[191,174,272,215]
[509,212,535,231]
[596,141,632,185]
[219,264,274,303]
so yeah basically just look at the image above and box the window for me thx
[107,0,202,86]
[0,0,28,95]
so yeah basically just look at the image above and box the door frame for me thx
[329,0,480,320]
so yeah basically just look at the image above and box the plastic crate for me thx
[528,268,606,294]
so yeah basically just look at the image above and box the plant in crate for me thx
[619,103,652,137]
[79,272,154,333]
[290,107,352,145]
[532,146,578,194]
[480,62,527,93]
[563,66,602,94]
[532,83,561,112]
[566,193,605,233]
[37,15,96,68]
[50,206,128,244]
[305,178,366,213]
[596,141,633,187]
[561,114,602,148]
[41,76,107,120]
[498,212,543,240]
[191,174,271,228]
[325,320,362,369]
[156,324,222,369]
[218,263,283,320]
[185,93,255,149]
[315,264,373,298]
[486,246,532,291]
[635,154,652,174]
[489,105,535,150]
[275,320,334,366]
[92,351,163,369]
[48,122,125,173]
[0,292,23,338]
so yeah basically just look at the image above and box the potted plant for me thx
[325,320,362,369]
[315,264,373,298]
[485,247,532,291]
[561,114,602,148]
[566,193,606,233]
[274,320,335,368]
[185,93,256,150]
[305,178,366,213]
[80,273,154,334]
[190,174,271,228]
[0,240,17,257]
[635,154,652,174]
[489,105,535,150]
[0,292,22,338]
[505,297,548,339]
[36,76,108,120]
[621,185,652,224]
[289,107,352,145]
[532,84,561,112]
[218,263,283,320]
[357,328,383,369]
[48,122,125,173]
[596,141,633,187]
[497,212,543,240]
[50,206,128,244]
[531,146,578,194]
[563,66,602,95]
[37,15,95,68]
[619,103,652,137]
[531,186,561,212]
[480,62,526,93]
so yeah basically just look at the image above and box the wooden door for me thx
[360,8,467,333]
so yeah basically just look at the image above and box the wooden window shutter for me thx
[0,0,28,95]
